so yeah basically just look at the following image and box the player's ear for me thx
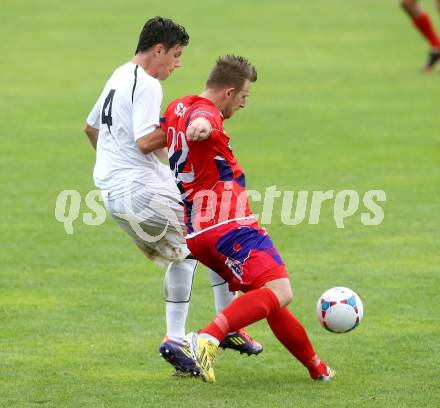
[153,43,165,56]
[224,87,235,99]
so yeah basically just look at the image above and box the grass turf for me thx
[1,0,439,406]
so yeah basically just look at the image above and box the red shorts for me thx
[187,220,288,292]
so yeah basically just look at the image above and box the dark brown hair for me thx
[135,16,189,54]
[206,55,257,91]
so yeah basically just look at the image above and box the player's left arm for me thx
[136,127,167,154]
[133,80,166,154]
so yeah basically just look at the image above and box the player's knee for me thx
[163,259,196,302]
[165,282,191,301]
[263,278,293,308]
[279,284,293,308]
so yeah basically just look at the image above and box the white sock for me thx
[207,268,236,315]
[164,258,197,343]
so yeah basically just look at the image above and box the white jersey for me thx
[87,62,175,198]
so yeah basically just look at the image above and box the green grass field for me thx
[1,0,440,406]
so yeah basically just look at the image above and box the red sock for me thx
[266,307,317,369]
[201,288,280,341]
[413,13,440,48]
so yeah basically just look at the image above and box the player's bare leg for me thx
[400,0,440,70]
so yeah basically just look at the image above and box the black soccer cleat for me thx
[422,49,440,72]
[219,328,263,356]
[159,337,200,377]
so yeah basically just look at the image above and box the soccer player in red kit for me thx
[400,0,440,71]
[160,55,335,383]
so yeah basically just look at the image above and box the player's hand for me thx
[186,117,212,141]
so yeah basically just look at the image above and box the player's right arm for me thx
[84,123,99,149]
[186,117,212,141]
[185,105,222,142]
[84,97,101,150]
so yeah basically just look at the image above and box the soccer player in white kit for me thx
[83,17,262,376]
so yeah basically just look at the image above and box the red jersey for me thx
[161,96,253,236]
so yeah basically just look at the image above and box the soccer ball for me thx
[316,287,364,333]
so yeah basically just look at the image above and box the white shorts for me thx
[101,183,190,268]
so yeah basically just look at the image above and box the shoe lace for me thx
[205,341,218,366]
[237,328,256,344]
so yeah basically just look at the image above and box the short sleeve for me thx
[132,79,163,141]
[86,97,101,129]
